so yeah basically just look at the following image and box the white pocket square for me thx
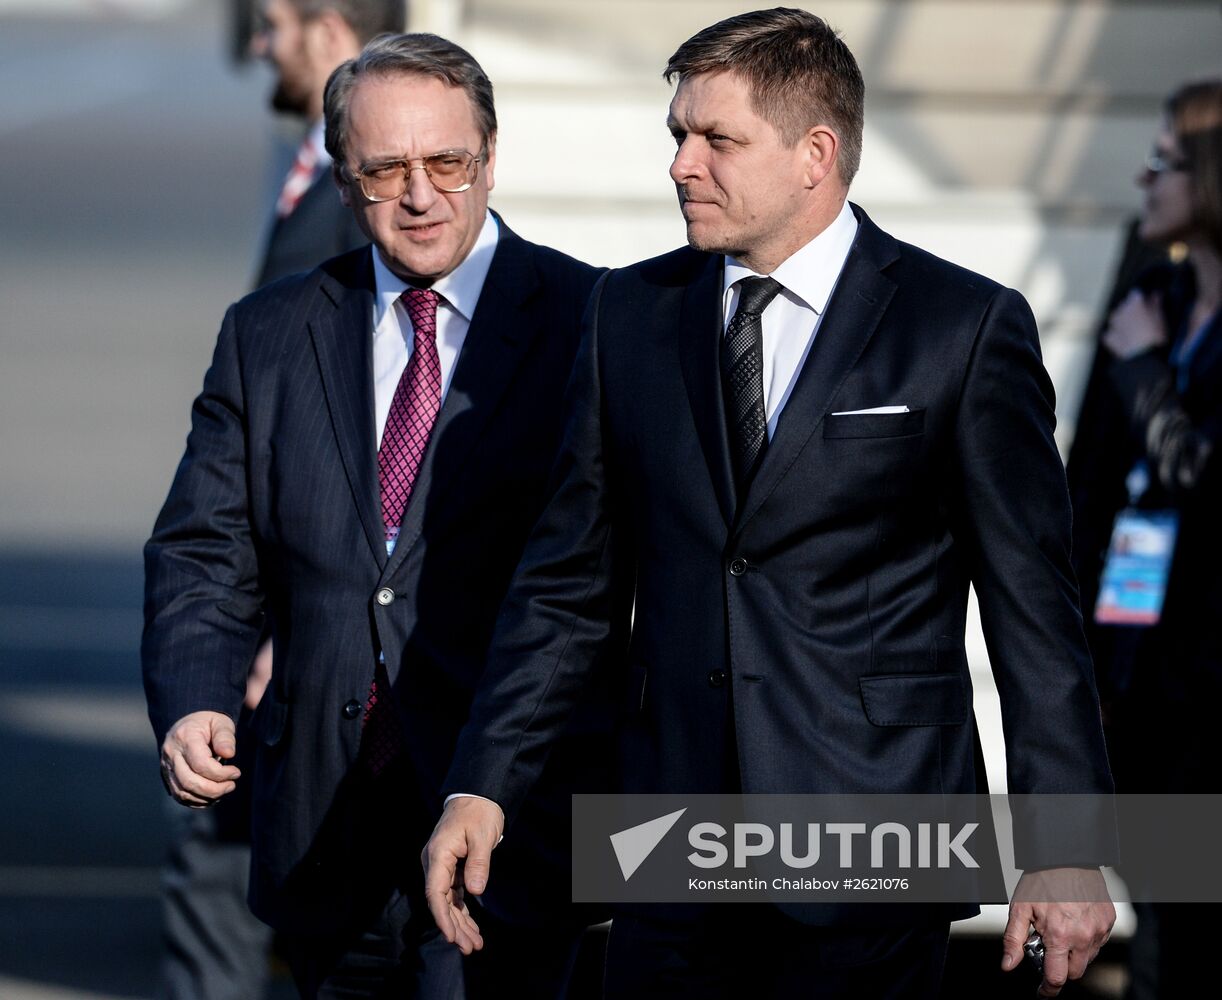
[831,405,910,415]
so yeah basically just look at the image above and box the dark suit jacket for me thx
[143,217,614,935]
[254,169,368,289]
[446,205,1115,922]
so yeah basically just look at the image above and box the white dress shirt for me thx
[722,199,858,439]
[371,210,499,448]
[372,210,499,559]
[446,206,859,819]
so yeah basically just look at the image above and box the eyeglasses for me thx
[1145,150,1189,175]
[349,146,486,202]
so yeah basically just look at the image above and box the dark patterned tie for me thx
[363,287,443,774]
[722,276,782,494]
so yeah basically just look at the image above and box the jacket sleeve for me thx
[141,304,264,748]
[951,286,1117,867]
[442,272,626,827]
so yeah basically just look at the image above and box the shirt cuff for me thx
[442,792,505,845]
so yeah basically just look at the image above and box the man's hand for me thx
[1001,867,1116,997]
[421,796,505,955]
[159,711,241,808]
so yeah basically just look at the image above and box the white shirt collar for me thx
[722,199,858,314]
[371,210,499,325]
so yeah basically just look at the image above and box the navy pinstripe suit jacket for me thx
[143,217,617,935]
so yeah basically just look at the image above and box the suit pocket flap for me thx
[859,672,967,726]
[823,408,925,439]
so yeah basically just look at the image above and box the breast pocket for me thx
[817,409,927,504]
[822,408,925,439]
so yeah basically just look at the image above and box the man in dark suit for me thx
[143,32,613,998]
[250,0,407,287]
[155,9,403,1000]
[424,9,1116,998]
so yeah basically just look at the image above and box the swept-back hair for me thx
[324,31,496,171]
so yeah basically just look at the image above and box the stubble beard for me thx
[270,78,309,117]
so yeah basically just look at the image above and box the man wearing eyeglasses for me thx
[153,8,407,1000]
[143,32,615,998]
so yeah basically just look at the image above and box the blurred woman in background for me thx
[1067,77,1222,1000]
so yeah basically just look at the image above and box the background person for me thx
[249,0,406,288]
[1066,77,1222,1000]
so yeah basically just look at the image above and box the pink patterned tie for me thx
[378,289,443,543]
[363,287,443,774]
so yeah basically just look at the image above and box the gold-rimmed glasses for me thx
[348,146,486,201]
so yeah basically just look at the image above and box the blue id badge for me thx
[1094,509,1179,626]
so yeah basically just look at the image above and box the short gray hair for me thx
[324,32,497,173]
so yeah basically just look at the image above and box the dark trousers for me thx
[282,888,463,1000]
[158,793,273,1000]
[604,906,949,1000]
[283,890,594,1000]
[463,898,592,999]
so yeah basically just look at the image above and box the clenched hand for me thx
[159,710,241,808]
[1001,867,1115,997]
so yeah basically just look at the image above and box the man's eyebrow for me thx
[666,116,722,134]
[359,146,473,165]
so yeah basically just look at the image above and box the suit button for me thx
[708,670,726,688]
[728,558,748,577]
[342,699,362,720]
[375,587,395,606]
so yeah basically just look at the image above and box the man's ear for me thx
[305,9,359,66]
[482,132,497,193]
[804,125,839,188]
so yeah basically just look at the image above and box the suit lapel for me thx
[308,250,386,569]
[383,223,543,576]
[678,253,736,526]
[735,210,899,533]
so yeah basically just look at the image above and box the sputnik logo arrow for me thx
[609,808,688,881]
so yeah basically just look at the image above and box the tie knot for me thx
[734,276,782,317]
[401,287,440,339]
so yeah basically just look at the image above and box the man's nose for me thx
[399,163,439,211]
[670,137,702,184]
